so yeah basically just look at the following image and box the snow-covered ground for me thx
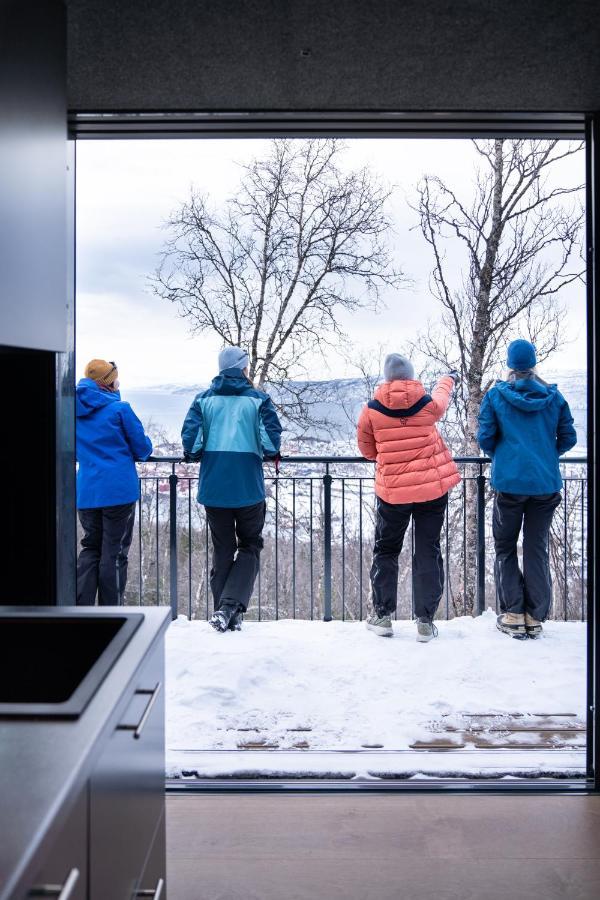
[165,610,586,778]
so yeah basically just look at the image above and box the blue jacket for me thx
[76,378,153,508]
[477,378,577,495]
[181,368,282,508]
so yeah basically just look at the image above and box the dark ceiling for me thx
[67,0,599,113]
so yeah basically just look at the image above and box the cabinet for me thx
[25,789,87,900]
[89,641,165,900]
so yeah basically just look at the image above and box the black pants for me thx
[370,493,448,620]
[77,502,136,606]
[493,491,561,621]
[205,501,266,613]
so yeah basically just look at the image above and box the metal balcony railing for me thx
[121,455,587,623]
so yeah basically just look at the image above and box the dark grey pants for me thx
[492,491,561,621]
[205,501,266,612]
[77,502,136,606]
[370,493,448,620]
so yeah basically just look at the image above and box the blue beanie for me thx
[507,339,537,371]
[218,346,249,372]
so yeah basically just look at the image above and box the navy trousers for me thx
[493,491,561,620]
[205,501,266,612]
[77,502,136,605]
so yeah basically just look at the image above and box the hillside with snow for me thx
[123,369,587,453]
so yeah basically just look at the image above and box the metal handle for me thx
[29,867,80,899]
[117,682,162,739]
[136,878,165,899]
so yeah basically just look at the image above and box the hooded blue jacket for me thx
[181,368,282,508]
[76,378,153,508]
[477,378,577,495]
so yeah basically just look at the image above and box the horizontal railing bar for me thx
[145,454,587,465]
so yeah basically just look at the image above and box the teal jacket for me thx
[477,377,577,495]
[181,368,282,508]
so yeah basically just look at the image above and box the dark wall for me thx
[0,0,67,350]
[67,0,600,113]
[0,1,71,605]
[0,348,57,603]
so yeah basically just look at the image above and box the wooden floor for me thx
[166,792,600,899]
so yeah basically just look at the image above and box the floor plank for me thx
[166,794,600,899]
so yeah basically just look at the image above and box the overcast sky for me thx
[76,138,586,388]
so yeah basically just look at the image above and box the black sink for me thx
[0,611,143,719]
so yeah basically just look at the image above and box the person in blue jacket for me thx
[478,339,577,639]
[76,359,152,605]
[182,346,282,633]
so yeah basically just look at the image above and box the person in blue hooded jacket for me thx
[478,339,577,639]
[182,346,282,633]
[76,359,152,605]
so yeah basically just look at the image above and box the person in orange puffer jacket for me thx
[357,353,461,642]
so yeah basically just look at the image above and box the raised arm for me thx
[181,398,204,461]
[120,403,153,461]
[428,375,455,422]
[477,392,499,456]
[357,405,377,460]
[557,397,577,456]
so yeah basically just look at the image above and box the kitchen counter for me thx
[0,605,171,900]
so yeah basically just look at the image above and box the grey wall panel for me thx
[67,0,600,113]
[0,0,67,351]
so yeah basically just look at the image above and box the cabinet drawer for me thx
[135,813,166,900]
[25,788,87,900]
[89,642,165,900]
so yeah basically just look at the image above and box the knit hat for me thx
[506,339,537,371]
[84,359,118,386]
[218,346,249,372]
[383,353,415,382]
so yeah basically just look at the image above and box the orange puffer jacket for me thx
[357,376,461,504]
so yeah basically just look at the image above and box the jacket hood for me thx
[76,378,121,418]
[495,378,558,412]
[374,379,426,410]
[209,368,260,396]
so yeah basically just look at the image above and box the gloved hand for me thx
[446,369,461,384]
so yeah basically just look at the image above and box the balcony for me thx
[102,455,589,780]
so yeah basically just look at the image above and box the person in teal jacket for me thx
[478,339,577,639]
[76,359,153,606]
[182,346,282,632]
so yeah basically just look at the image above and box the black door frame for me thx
[68,110,598,792]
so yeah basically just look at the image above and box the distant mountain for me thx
[126,369,587,452]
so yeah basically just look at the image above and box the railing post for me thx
[323,464,333,622]
[476,465,486,615]
[169,465,178,620]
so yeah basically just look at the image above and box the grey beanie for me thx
[218,346,249,373]
[383,353,415,382]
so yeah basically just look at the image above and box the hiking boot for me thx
[228,608,244,631]
[496,612,527,640]
[416,617,438,643]
[209,602,240,633]
[525,612,543,639]
[366,611,393,637]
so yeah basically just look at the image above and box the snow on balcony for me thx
[165,610,586,779]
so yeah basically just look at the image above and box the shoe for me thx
[228,608,244,631]
[416,617,438,642]
[496,613,527,640]
[365,611,393,637]
[209,602,239,633]
[525,613,543,639]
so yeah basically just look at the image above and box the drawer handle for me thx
[136,877,165,899]
[28,867,80,899]
[117,682,162,739]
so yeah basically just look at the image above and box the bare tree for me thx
[413,139,584,614]
[151,139,404,428]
